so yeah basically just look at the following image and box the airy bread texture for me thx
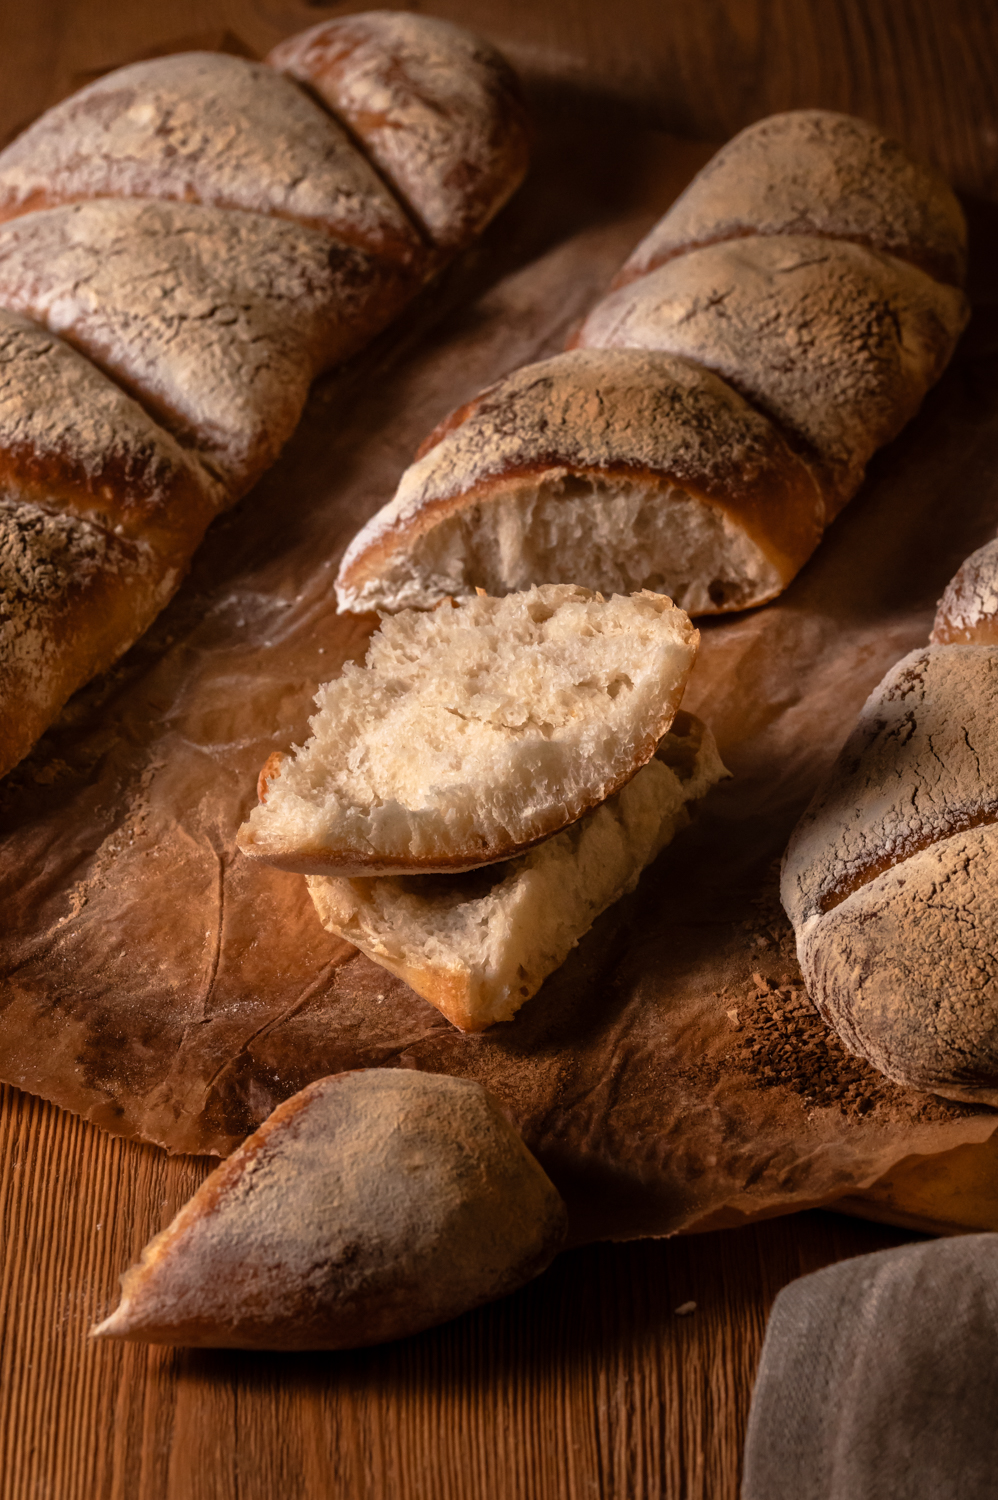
[307,710,728,1031]
[337,109,967,620]
[782,645,998,1102]
[335,348,827,617]
[92,1070,567,1350]
[238,584,700,874]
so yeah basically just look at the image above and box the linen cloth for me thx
[742,1233,998,1499]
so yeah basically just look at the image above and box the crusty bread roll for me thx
[92,1069,567,1350]
[238,584,699,875]
[308,710,728,1031]
[0,14,529,780]
[782,635,998,1103]
[336,110,968,618]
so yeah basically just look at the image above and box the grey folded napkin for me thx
[741,1232,998,1500]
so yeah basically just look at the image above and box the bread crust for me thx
[931,537,998,645]
[0,20,529,778]
[576,237,968,508]
[268,12,530,252]
[92,1070,568,1349]
[335,348,826,616]
[0,53,424,267]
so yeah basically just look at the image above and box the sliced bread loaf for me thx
[237,584,699,875]
[307,711,728,1031]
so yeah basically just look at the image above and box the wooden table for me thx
[1,1080,919,1500]
[2,3,996,1496]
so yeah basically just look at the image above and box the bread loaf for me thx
[92,1069,567,1350]
[336,110,967,618]
[782,543,998,1102]
[0,14,529,779]
[237,584,700,875]
[307,710,728,1031]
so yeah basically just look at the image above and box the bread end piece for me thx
[92,1069,567,1349]
[334,349,827,620]
[308,710,729,1031]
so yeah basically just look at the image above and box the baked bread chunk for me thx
[238,584,700,875]
[782,645,998,1102]
[308,710,728,1031]
[335,348,827,617]
[337,109,967,619]
[92,1070,567,1350]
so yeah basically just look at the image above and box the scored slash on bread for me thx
[237,584,700,876]
[307,709,729,1032]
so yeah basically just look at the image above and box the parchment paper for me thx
[3,81,998,1243]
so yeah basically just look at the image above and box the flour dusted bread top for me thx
[0,53,423,266]
[0,308,220,558]
[931,537,998,645]
[782,646,998,935]
[0,199,383,492]
[238,584,699,875]
[616,110,967,288]
[578,236,968,504]
[269,12,529,251]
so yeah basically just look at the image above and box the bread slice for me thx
[307,711,728,1031]
[237,584,699,875]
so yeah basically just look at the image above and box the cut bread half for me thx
[237,584,699,875]
[308,710,729,1031]
[334,348,828,618]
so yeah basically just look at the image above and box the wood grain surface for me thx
[0,1080,918,1500]
[1,2,995,1497]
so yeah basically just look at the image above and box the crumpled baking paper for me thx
[3,83,998,1241]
